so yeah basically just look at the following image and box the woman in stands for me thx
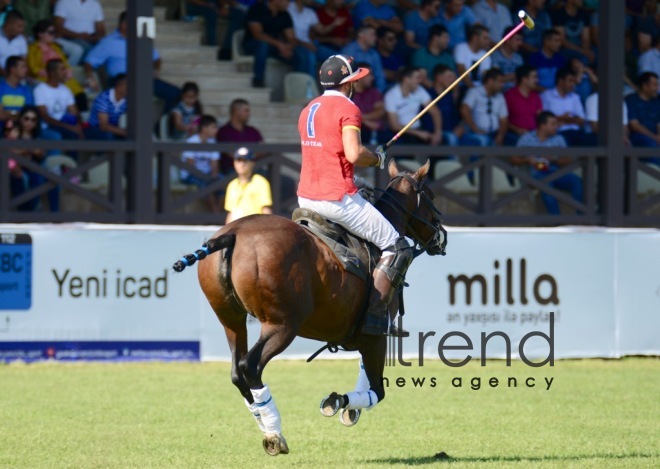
[27,19,87,111]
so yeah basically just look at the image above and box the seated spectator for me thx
[568,56,596,105]
[490,25,523,92]
[437,0,477,50]
[181,114,223,213]
[412,24,456,88]
[169,82,203,141]
[0,11,28,74]
[0,56,33,127]
[351,61,385,144]
[625,72,660,153]
[519,0,553,57]
[219,0,256,60]
[453,24,492,88]
[351,0,403,34]
[585,91,630,146]
[376,27,403,88]
[471,0,512,47]
[504,64,542,145]
[460,67,508,146]
[224,147,273,223]
[426,64,464,146]
[342,25,386,92]
[632,0,659,55]
[638,35,660,79]
[84,11,180,114]
[243,0,309,88]
[550,0,594,64]
[184,0,223,46]
[314,0,354,63]
[529,29,566,91]
[515,110,583,215]
[541,67,595,146]
[34,59,84,140]
[14,0,52,40]
[53,0,105,66]
[288,0,321,78]
[403,0,441,51]
[86,74,127,140]
[384,66,442,145]
[28,19,87,111]
[217,98,264,174]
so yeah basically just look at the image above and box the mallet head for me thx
[518,10,535,30]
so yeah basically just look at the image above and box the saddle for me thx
[292,208,380,282]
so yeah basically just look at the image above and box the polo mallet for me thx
[383,10,535,150]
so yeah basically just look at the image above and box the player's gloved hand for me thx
[375,145,386,169]
[353,175,374,190]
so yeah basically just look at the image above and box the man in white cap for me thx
[297,54,411,337]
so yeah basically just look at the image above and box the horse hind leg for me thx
[239,324,297,456]
[223,321,267,433]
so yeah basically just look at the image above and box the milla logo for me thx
[447,258,559,306]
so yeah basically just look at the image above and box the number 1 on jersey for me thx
[307,103,321,138]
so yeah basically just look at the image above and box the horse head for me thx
[377,159,447,257]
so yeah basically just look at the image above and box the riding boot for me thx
[362,237,412,337]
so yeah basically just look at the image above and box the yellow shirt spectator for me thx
[224,173,273,221]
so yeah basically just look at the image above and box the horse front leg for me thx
[319,335,387,426]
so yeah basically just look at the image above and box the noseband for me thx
[375,172,447,257]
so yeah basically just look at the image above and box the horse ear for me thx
[388,158,399,178]
[413,159,431,181]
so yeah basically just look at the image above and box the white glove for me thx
[353,175,374,190]
[374,145,386,169]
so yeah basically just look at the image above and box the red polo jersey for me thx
[297,91,362,201]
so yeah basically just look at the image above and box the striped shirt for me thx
[88,88,126,128]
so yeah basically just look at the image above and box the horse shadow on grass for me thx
[367,451,658,465]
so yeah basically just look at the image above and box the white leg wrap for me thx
[354,360,370,392]
[344,390,378,410]
[244,398,266,433]
[250,385,282,435]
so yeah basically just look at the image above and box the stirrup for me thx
[388,323,409,338]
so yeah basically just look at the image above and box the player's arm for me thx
[342,125,379,167]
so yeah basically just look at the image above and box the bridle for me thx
[375,172,447,257]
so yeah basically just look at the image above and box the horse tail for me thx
[172,233,236,272]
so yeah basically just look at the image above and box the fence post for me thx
[127,0,155,223]
[598,1,625,226]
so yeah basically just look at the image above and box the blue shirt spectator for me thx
[625,72,660,149]
[471,0,512,45]
[529,29,566,90]
[351,0,398,31]
[88,79,127,129]
[85,29,159,78]
[403,0,441,50]
[342,26,386,92]
[436,0,476,49]
[519,0,552,55]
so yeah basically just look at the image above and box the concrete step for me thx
[104,6,167,22]
[160,62,237,75]
[104,19,202,36]
[163,73,252,89]
[198,88,272,106]
[206,104,303,120]
[157,46,217,62]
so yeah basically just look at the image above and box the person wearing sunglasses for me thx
[224,147,272,224]
[28,19,87,111]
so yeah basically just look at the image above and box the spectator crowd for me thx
[2,0,658,216]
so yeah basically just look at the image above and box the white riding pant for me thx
[298,193,400,252]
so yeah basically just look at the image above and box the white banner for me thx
[0,224,658,362]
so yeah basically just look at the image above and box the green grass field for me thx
[1,358,658,468]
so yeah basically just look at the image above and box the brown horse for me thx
[172,160,446,455]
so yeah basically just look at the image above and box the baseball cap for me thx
[319,55,370,88]
[234,147,255,161]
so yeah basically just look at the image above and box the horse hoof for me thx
[339,408,361,427]
[319,392,345,417]
[262,432,289,456]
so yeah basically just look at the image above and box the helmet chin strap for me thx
[348,82,354,100]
